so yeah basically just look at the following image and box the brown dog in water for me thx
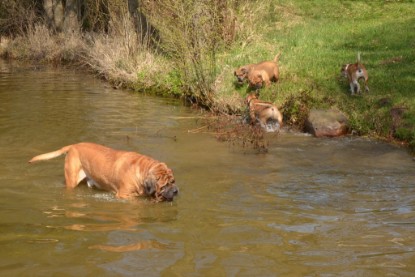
[234,52,281,89]
[245,93,283,130]
[29,142,178,202]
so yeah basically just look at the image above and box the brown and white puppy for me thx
[341,54,369,95]
[234,52,281,87]
[29,142,178,202]
[245,93,283,131]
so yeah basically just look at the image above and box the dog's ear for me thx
[144,178,157,196]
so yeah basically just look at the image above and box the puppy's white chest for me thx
[356,69,365,78]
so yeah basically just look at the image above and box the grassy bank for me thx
[1,0,414,151]
[216,0,415,150]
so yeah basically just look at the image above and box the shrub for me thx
[144,0,236,108]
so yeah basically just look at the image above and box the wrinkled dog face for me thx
[145,163,178,202]
[249,72,264,89]
[234,66,249,83]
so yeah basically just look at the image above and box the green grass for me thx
[215,0,415,149]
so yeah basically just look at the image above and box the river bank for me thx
[1,1,414,152]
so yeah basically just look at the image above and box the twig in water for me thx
[188,125,208,133]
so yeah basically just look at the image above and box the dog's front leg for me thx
[365,82,370,92]
[349,82,355,95]
[354,80,361,94]
[116,188,132,199]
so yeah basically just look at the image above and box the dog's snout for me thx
[168,186,178,197]
[161,186,178,201]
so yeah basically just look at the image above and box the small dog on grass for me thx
[234,52,281,89]
[341,52,369,95]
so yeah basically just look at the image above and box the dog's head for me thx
[234,65,251,84]
[340,64,349,78]
[145,163,178,202]
[245,93,258,105]
[248,70,264,89]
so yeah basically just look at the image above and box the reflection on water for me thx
[45,207,139,232]
[89,240,172,252]
[1,59,415,276]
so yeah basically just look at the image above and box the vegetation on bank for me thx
[0,0,414,151]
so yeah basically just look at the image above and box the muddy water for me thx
[0,59,414,276]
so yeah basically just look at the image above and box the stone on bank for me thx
[305,109,349,137]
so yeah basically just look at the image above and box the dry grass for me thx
[192,114,272,153]
[3,24,68,61]
[3,23,86,65]
[81,34,165,87]
[1,15,170,89]
[82,10,171,88]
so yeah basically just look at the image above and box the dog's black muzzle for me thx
[237,77,244,83]
[254,83,263,89]
[161,186,179,202]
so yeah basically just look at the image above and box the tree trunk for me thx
[43,0,64,32]
[63,0,80,33]
[133,0,160,49]
[128,0,147,42]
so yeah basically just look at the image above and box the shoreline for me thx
[0,54,412,157]
[1,1,413,154]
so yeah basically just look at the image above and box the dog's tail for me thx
[273,52,282,63]
[29,145,71,163]
[272,107,283,127]
[356,51,364,71]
